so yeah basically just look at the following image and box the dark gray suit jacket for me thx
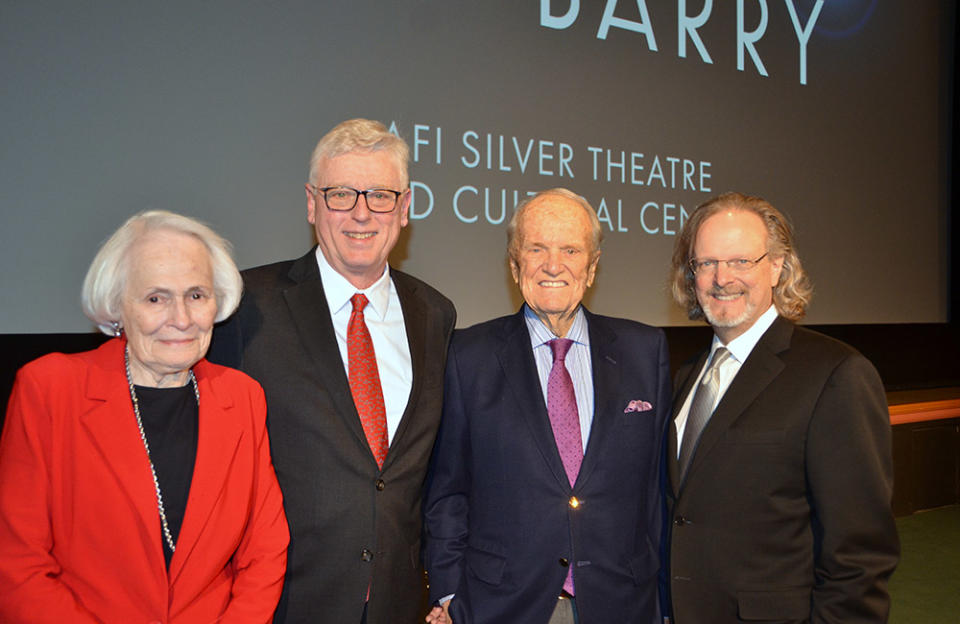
[209,247,456,624]
[665,316,898,623]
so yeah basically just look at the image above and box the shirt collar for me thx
[710,304,779,363]
[314,247,392,319]
[523,304,589,349]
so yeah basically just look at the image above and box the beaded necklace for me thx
[123,348,199,554]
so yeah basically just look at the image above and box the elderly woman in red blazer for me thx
[0,211,289,623]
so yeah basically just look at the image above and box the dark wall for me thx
[667,323,960,391]
[1,333,109,410]
[951,0,960,322]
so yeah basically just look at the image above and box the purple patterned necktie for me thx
[547,338,582,596]
[548,338,583,487]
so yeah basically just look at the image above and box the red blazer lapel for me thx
[168,360,242,584]
[78,339,167,575]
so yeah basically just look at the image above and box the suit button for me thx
[568,496,580,509]
[674,515,687,526]
[559,558,569,567]
[361,549,374,562]
[375,479,385,491]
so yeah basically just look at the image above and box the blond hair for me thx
[670,191,812,321]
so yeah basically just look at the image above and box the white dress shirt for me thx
[674,304,779,455]
[524,305,594,452]
[315,249,412,444]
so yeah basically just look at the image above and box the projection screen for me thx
[0,0,952,332]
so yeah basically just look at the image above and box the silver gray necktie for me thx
[678,347,731,478]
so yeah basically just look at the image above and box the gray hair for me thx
[81,210,243,336]
[670,191,813,321]
[506,188,603,262]
[307,118,410,187]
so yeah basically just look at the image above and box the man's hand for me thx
[425,602,452,624]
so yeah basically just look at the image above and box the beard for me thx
[700,289,756,330]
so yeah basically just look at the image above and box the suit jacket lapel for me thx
[383,270,426,471]
[576,309,618,490]
[168,361,242,584]
[497,310,572,491]
[280,250,370,457]
[680,318,792,488]
[79,339,167,574]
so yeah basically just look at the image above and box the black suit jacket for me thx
[424,308,670,624]
[665,316,898,623]
[209,248,456,624]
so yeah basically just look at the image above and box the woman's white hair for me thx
[81,210,243,336]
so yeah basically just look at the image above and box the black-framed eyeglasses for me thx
[310,185,403,213]
[689,252,769,275]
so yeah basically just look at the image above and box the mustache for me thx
[708,287,743,297]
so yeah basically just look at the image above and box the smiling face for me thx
[120,229,218,387]
[510,195,599,337]
[693,209,783,343]
[307,149,410,289]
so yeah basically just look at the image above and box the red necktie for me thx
[348,293,388,468]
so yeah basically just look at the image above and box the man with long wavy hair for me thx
[663,192,898,623]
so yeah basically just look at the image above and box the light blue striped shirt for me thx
[523,305,594,451]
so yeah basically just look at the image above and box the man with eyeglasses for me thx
[209,119,456,624]
[663,192,898,623]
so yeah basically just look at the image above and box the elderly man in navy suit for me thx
[424,188,670,624]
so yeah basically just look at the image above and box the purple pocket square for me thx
[624,400,653,413]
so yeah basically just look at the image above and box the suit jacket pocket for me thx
[617,406,656,427]
[465,544,506,586]
[737,588,810,621]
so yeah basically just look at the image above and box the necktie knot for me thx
[703,347,731,385]
[550,338,574,363]
[351,293,369,314]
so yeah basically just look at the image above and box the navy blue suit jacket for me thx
[423,308,670,624]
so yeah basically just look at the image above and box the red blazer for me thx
[0,338,289,623]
